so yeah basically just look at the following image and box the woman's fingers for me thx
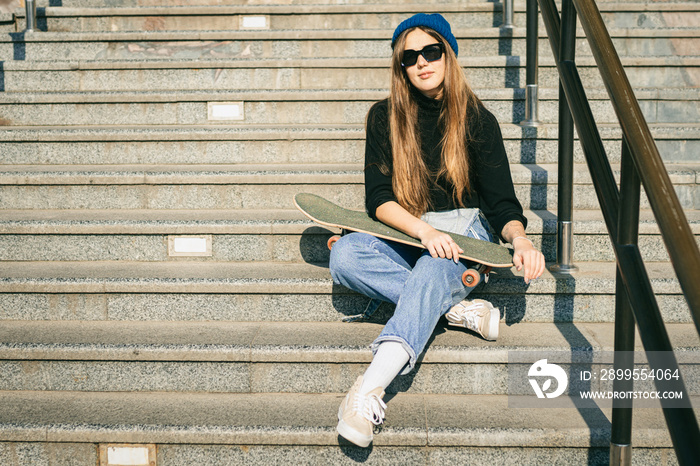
[427,243,439,258]
[513,248,545,284]
[522,250,546,283]
[441,235,464,263]
[525,251,534,280]
[525,252,536,282]
[428,240,447,259]
[424,232,462,262]
[535,251,545,279]
[513,251,524,271]
[434,238,447,259]
[443,237,454,260]
[437,242,447,259]
[450,241,463,263]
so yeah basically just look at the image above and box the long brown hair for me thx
[387,27,481,217]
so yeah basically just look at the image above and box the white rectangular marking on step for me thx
[108,447,149,465]
[208,102,244,121]
[169,235,213,257]
[240,15,268,29]
[99,444,155,466]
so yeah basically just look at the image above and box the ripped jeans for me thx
[329,208,495,375]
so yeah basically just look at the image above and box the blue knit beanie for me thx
[391,13,458,57]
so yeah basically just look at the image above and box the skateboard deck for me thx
[294,193,514,269]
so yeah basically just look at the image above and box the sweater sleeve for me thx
[364,100,397,220]
[472,109,528,241]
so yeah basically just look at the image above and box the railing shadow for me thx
[492,1,521,90]
[518,125,560,264]
[9,32,25,60]
[553,273,613,465]
[36,8,48,31]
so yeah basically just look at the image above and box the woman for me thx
[329,13,545,447]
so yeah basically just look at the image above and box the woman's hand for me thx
[418,225,463,263]
[501,221,545,284]
[512,237,545,284]
[375,202,464,263]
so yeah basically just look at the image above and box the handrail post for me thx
[503,0,515,29]
[520,0,540,127]
[610,136,638,466]
[25,0,37,33]
[549,0,578,274]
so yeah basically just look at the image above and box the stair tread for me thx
[0,260,686,294]
[0,390,689,447]
[3,55,698,70]
[29,3,506,16]
[1,123,697,142]
[4,27,699,42]
[0,162,697,185]
[20,2,700,16]
[0,320,697,362]
[2,87,697,103]
[0,208,698,235]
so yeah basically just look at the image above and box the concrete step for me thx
[18,5,512,32]
[25,0,700,5]
[593,2,700,29]
[0,88,697,126]
[1,123,697,165]
[0,390,687,463]
[10,3,700,33]
[3,230,689,263]
[0,260,693,324]
[27,0,519,8]
[4,161,695,184]
[0,11,14,33]
[0,162,697,211]
[3,28,698,61]
[0,440,680,466]
[2,56,698,91]
[0,207,698,263]
[0,321,697,394]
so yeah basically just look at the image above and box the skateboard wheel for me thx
[327,235,341,250]
[462,269,480,288]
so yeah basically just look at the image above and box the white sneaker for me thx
[337,376,387,447]
[445,298,500,341]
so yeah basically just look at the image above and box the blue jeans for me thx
[329,209,495,375]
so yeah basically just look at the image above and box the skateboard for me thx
[294,193,514,289]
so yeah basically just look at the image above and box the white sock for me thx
[359,341,410,394]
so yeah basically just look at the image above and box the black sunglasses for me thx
[401,43,444,67]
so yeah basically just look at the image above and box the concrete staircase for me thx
[1,0,698,464]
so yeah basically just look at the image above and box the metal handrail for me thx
[24,0,36,32]
[549,0,577,274]
[573,0,700,331]
[527,0,700,463]
[502,0,514,29]
[519,0,540,127]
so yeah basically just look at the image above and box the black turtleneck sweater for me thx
[364,91,527,241]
